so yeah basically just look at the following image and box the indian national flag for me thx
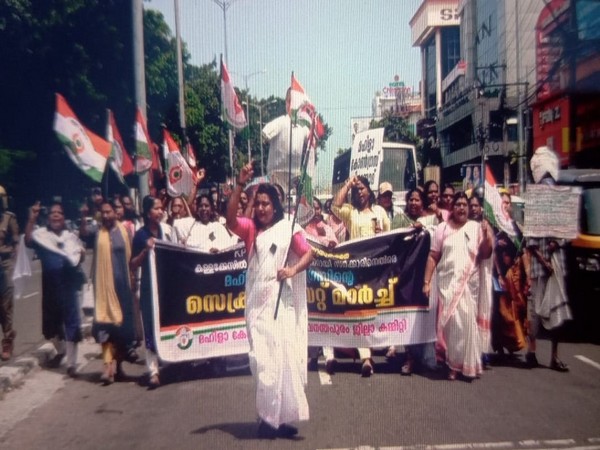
[287,73,315,128]
[163,129,195,198]
[106,109,134,182]
[53,93,111,182]
[220,57,247,129]
[134,108,153,173]
[484,164,517,238]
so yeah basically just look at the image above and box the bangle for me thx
[237,181,246,188]
[424,280,430,285]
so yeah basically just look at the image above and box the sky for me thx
[146,0,422,190]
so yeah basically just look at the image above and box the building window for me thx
[425,36,437,117]
[441,26,461,78]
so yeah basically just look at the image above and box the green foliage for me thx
[370,111,417,145]
[0,147,34,170]
[0,0,332,210]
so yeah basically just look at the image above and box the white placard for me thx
[523,184,582,239]
[349,128,384,188]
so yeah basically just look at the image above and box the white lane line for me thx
[520,440,577,447]
[22,291,39,299]
[318,360,332,385]
[434,443,514,449]
[323,443,600,450]
[575,355,600,371]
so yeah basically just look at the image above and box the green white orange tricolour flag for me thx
[53,93,111,182]
[163,129,195,198]
[287,73,315,128]
[220,57,247,129]
[134,108,153,173]
[106,109,134,183]
[484,164,517,238]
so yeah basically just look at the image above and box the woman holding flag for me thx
[226,163,313,439]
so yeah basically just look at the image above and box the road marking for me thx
[520,440,576,447]
[321,441,600,450]
[575,355,600,371]
[318,360,333,385]
[22,292,39,299]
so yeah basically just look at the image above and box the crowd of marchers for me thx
[0,148,571,439]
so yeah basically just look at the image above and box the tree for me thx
[0,0,136,219]
[370,111,417,144]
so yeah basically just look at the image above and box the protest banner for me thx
[523,184,582,239]
[306,228,435,348]
[150,241,250,362]
[149,228,435,362]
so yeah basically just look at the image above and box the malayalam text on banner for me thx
[149,229,436,362]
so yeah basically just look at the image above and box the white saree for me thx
[245,218,309,428]
[435,220,491,378]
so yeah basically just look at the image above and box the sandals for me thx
[325,359,337,375]
[401,359,413,376]
[361,359,374,377]
[525,352,539,368]
[100,360,116,385]
[148,373,160,389]
[550,358,569,372]
[447,369,457,381]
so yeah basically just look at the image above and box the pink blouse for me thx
[231,217,311,257]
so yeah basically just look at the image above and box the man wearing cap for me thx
[0,185,19,360]
[377,182,395,221]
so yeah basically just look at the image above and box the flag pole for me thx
[274,72,318,319]
[274,133,312,320]
[273,107,318,320]
[221,54,236,182]
[287,71,294,215]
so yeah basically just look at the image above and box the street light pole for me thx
[237,70,266,164]
[212,0,236,64]
[258,105,264,175]
[243,99,276,176]
[212,0,237,179]
[133,0,148,198]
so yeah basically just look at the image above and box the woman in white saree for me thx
[423,192,493,380]
[226,163,313,439]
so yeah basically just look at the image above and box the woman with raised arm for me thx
[226,163,313,440]
[423,192,494,381]
[331,174,389,377]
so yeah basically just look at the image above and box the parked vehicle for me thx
[558,169,600,343]
[332,138,418,213]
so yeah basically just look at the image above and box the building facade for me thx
[351,76,422,145]
[411,0,545,188]
[531,0,600,169]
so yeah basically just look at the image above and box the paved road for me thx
[1,250,599,449]
[1,338,599,449]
